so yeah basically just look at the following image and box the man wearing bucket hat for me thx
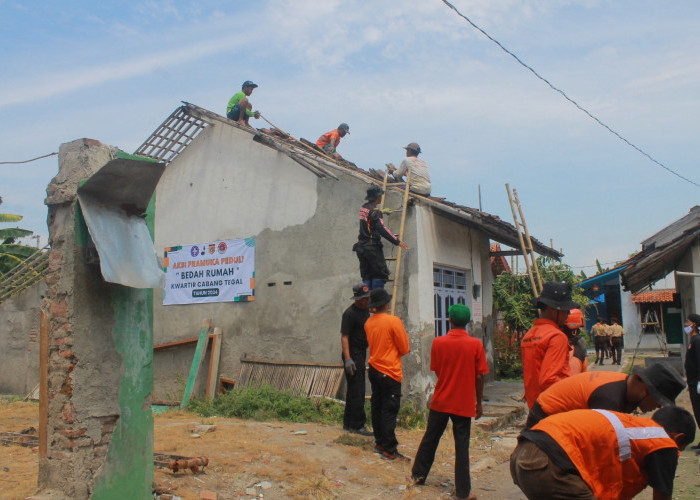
[521,281,578,408]
[316,123,350,159]
[364,288,410,460]
[525,363,686,428]
[411,303,487,499]
[386,142,431,196]
[226,80,260,126]
[352,185,409,290]
[340,283,372,436]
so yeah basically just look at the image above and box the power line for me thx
[440,0,700,189]
[0,152,58,165]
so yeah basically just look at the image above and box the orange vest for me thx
[533,409,677,500]
[316,129,340,148]
[537,371,626,416]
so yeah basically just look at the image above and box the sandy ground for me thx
[2,387,699,499]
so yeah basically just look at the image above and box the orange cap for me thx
[566,308,583,329]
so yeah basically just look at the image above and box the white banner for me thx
[163,238,255,305]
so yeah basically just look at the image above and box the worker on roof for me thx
[226,80,260,126]
[352,185,409,290]
[525,363,686,428]
[387,142,431,196]
[521,282,576,409]
[510,406,695,500]
[316,123,349,159]
[564,309,588,375]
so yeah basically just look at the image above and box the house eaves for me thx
[135,102,562,261]
[641,205,700,251]
[620,223,700,293]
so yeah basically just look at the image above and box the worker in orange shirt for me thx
[521,281,578,408]
[316,123,349,159]
[525,363,686,428]
[364,288,410,461]
[511,406,695,500]
[564,308,588,375]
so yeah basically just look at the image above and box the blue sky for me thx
[2,0,699,276]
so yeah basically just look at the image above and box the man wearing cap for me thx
[352,185,409,290]
[316,123,350,159]
[340,283,372,436]
[411,304,487,500]
[226,80,260,126]
[387,142,431,196]
[511,406,695,500]
[609,317,624,365]
[524,363,686,428]
[521,281,578,409]
[364,288,410,460]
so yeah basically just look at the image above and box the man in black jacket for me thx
[352,186,409,290]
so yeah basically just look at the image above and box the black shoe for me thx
[411,475,426,485]
[380,449,411,461]
[374,445,385,455]
[690,443,700,450]
[348,427,373,437]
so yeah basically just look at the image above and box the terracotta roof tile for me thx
[631,289,676,303]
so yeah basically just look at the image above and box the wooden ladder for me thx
[380,166,412,314]
[506,184,543,296]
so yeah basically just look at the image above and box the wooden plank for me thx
[39,309,48,459]
[154,334,215,351]
[180,319,212,407]
[205,328,223,399]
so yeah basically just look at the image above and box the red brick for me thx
[62,402,75,424]
[50,300,68,319]
[59,349,74,359]
[200,491,218,500]
[57,428,86,439]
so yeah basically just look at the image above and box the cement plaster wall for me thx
[0,281,45,395]
[152,124,495,406]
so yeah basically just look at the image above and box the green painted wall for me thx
[92,286,153,499]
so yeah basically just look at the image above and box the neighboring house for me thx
[138,103,560,404]
[631,289,682,346]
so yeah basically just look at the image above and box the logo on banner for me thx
[218,242,227,254]
[190,246,200,257]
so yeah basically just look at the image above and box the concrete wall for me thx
[0,281,45,395]
[152,123,495,407]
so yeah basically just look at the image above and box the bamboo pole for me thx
[39,309,48,459]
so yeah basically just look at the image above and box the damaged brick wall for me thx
[39,138,147,499]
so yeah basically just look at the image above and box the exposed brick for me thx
[50,337,71,346]
[60,377,72,397]
[50,300,68,319]
[59,349,74,359]
[57,428,86,439]
[49,451,72,459]
[62,402,75,424]
[93,445,108,458]
[68,437,92,449]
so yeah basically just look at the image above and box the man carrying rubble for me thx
[521,281,576,408]
[340,283,372,436]
[525,363,686,428]
[226,80,260,126]
[511,405,695,500]
[316,123,349,159]
[352,185,409,290]
[387,142,431,196]
[365,288,410,461]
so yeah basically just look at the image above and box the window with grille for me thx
[433,265,471,337]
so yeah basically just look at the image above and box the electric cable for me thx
[440,0,700,188]
[0,152,58,165]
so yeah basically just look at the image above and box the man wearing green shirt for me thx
[226,80,260,126]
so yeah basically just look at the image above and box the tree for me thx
[0,196,36,275]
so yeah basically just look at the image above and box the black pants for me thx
[611,337,623,364]
[368,365,401,453]
[412,409,473,498]
[688,379,700,430]
[343,351,367,430]
[354,243,389,282]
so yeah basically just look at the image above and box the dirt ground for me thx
[1,395,699,500]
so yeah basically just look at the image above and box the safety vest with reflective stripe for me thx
[537,371,626,416]
[532,409,677,500]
